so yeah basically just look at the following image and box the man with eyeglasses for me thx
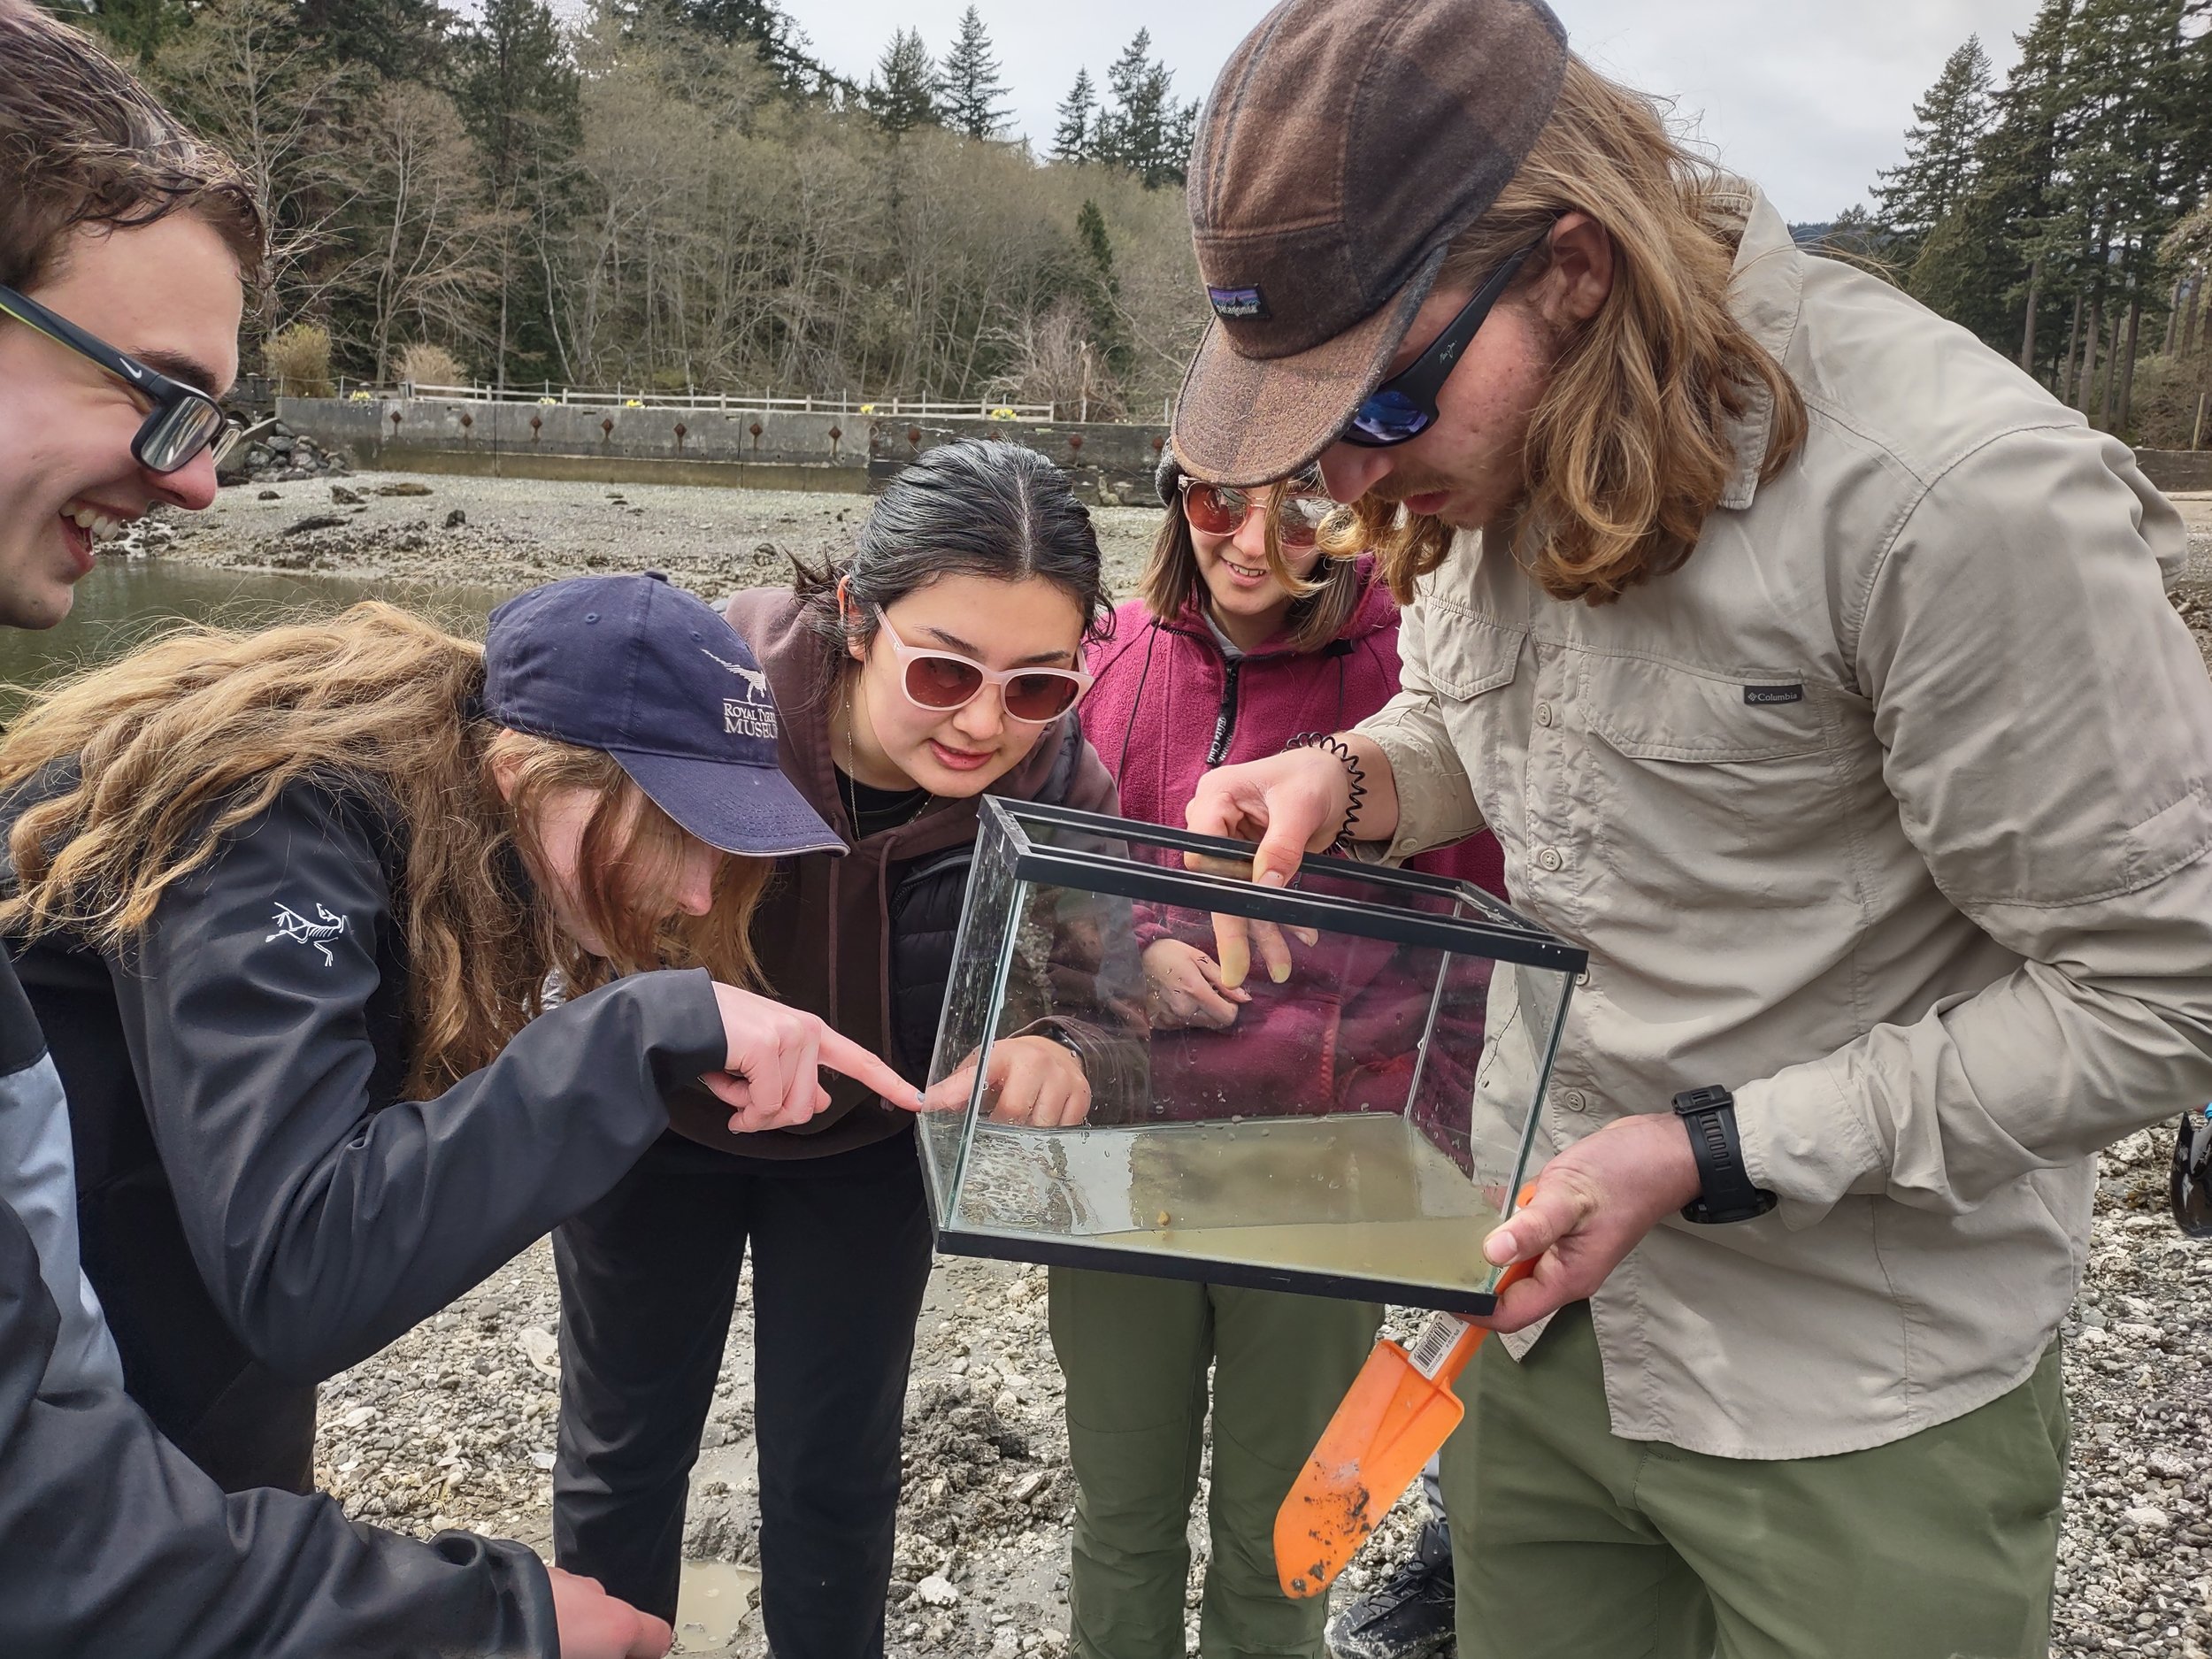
[1182,4,2212,1657]
[0,5,666,1655]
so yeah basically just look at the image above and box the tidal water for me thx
[0,558,511,715]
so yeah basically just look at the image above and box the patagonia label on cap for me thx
[1743,684,1805,706]
[1208,284,1270,321]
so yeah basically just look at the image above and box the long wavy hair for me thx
[1333,56,1808,606]
[0,603,764,1098]
[1139,468,1366,653]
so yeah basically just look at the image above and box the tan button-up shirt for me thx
[1361,184,2212,1459]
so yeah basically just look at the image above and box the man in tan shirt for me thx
[1179,4,2212,1656]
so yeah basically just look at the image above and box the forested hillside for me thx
[41,0,1209,417]
[1834,0,2211,445]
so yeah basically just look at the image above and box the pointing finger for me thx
[817,1025,924,1110]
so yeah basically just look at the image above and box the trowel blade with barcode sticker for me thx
[1273,1207,1533,1599]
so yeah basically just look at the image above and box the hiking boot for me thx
[1324,1521,1455,1659]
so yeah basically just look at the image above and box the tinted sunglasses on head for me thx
[1180,478,1334,548]
[0,283,240,474]
[2175,1105,2212,1238]
[1341,231,1551,449]
[876,608,1093,724]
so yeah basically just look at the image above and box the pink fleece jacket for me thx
[1079,559,1505,895]
[1079,561,1506,1119]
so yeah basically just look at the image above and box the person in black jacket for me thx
[1,575,922,1496]
[552,441,1130,1659]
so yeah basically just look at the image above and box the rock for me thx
[257,489,280,501]
[530,1451,557,1471]
[914,1575,959,1608]
[2124,1507,2172,1531]
[342,1406,379,1431]
[444,509,467,529]
[684,1501,742,1560]
[515,1327,560,1379]
[375,481,434,497]
[280,515,345,537]
[331,485,364,505]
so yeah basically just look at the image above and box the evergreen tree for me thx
[864,27,941,134]
[1053,68,1095,164]
[1067,197,1130,385]
[677,0,828,93]
[938,5,1009,141]
[1094,29,1196,189]
[1077,200,1113,274]
[1875,35,1993,258]
[38,0,188,61]
[297,0,452,84]
[456,0,580,388]
[457,0,580,195]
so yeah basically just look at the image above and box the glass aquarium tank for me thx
[919,801,1585,1314]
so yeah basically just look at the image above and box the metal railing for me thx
[342,380,1056,421]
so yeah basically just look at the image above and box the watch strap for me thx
[1672,1085,1778,1225]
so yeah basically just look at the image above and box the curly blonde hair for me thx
[0,603,764,1098]
[1334,56,1807,607]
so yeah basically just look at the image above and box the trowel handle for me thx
[1403,1257,1535,1389]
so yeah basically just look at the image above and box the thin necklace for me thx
[841,674,933,835]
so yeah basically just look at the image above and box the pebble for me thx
[914,1575,960,1608]
[516,1327,559,1377]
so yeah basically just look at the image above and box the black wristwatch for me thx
[1671,1085,1778,1225]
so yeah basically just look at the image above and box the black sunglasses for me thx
[1341,232,1550,449]
[0,283,238,475]
[2174,1105,2212,1238]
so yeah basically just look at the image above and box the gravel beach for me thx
[151,471,1168,599]
[153,475,2212,1656]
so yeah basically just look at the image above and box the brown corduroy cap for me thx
[1174,0,1569,486]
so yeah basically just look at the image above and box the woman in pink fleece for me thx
[1048,460,1502,1659]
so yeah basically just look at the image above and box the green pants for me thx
[1440,1302,2069,1659]
[1048,1267,1382,1659]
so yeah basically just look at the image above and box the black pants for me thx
[551,1128,933,1658]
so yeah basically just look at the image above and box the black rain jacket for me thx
[3,775,729,1495]
[0,942,561,1659]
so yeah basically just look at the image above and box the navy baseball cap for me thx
[483,572,844,859]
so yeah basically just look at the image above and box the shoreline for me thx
[157,472,1167,600]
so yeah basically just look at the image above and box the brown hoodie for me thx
[662,588,1118,1162]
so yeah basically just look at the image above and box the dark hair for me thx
[1139,465,1367,654]
[793,438,1113,670]
[0,0,264,293]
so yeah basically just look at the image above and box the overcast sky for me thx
[764,0,2042,223]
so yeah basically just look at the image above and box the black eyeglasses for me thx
[2174,1105,2212,1238]
[0,283,239,475]
[1340,232,1550,449]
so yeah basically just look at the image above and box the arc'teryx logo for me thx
[266,902,349,967]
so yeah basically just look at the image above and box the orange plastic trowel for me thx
[1274,1199,1536,1599]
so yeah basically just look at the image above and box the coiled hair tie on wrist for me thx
[1283,732,1366,850]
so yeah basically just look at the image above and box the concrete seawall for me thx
[279,398,1172,502]
[284,396,2207,506]
[2140,449,2212,495]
